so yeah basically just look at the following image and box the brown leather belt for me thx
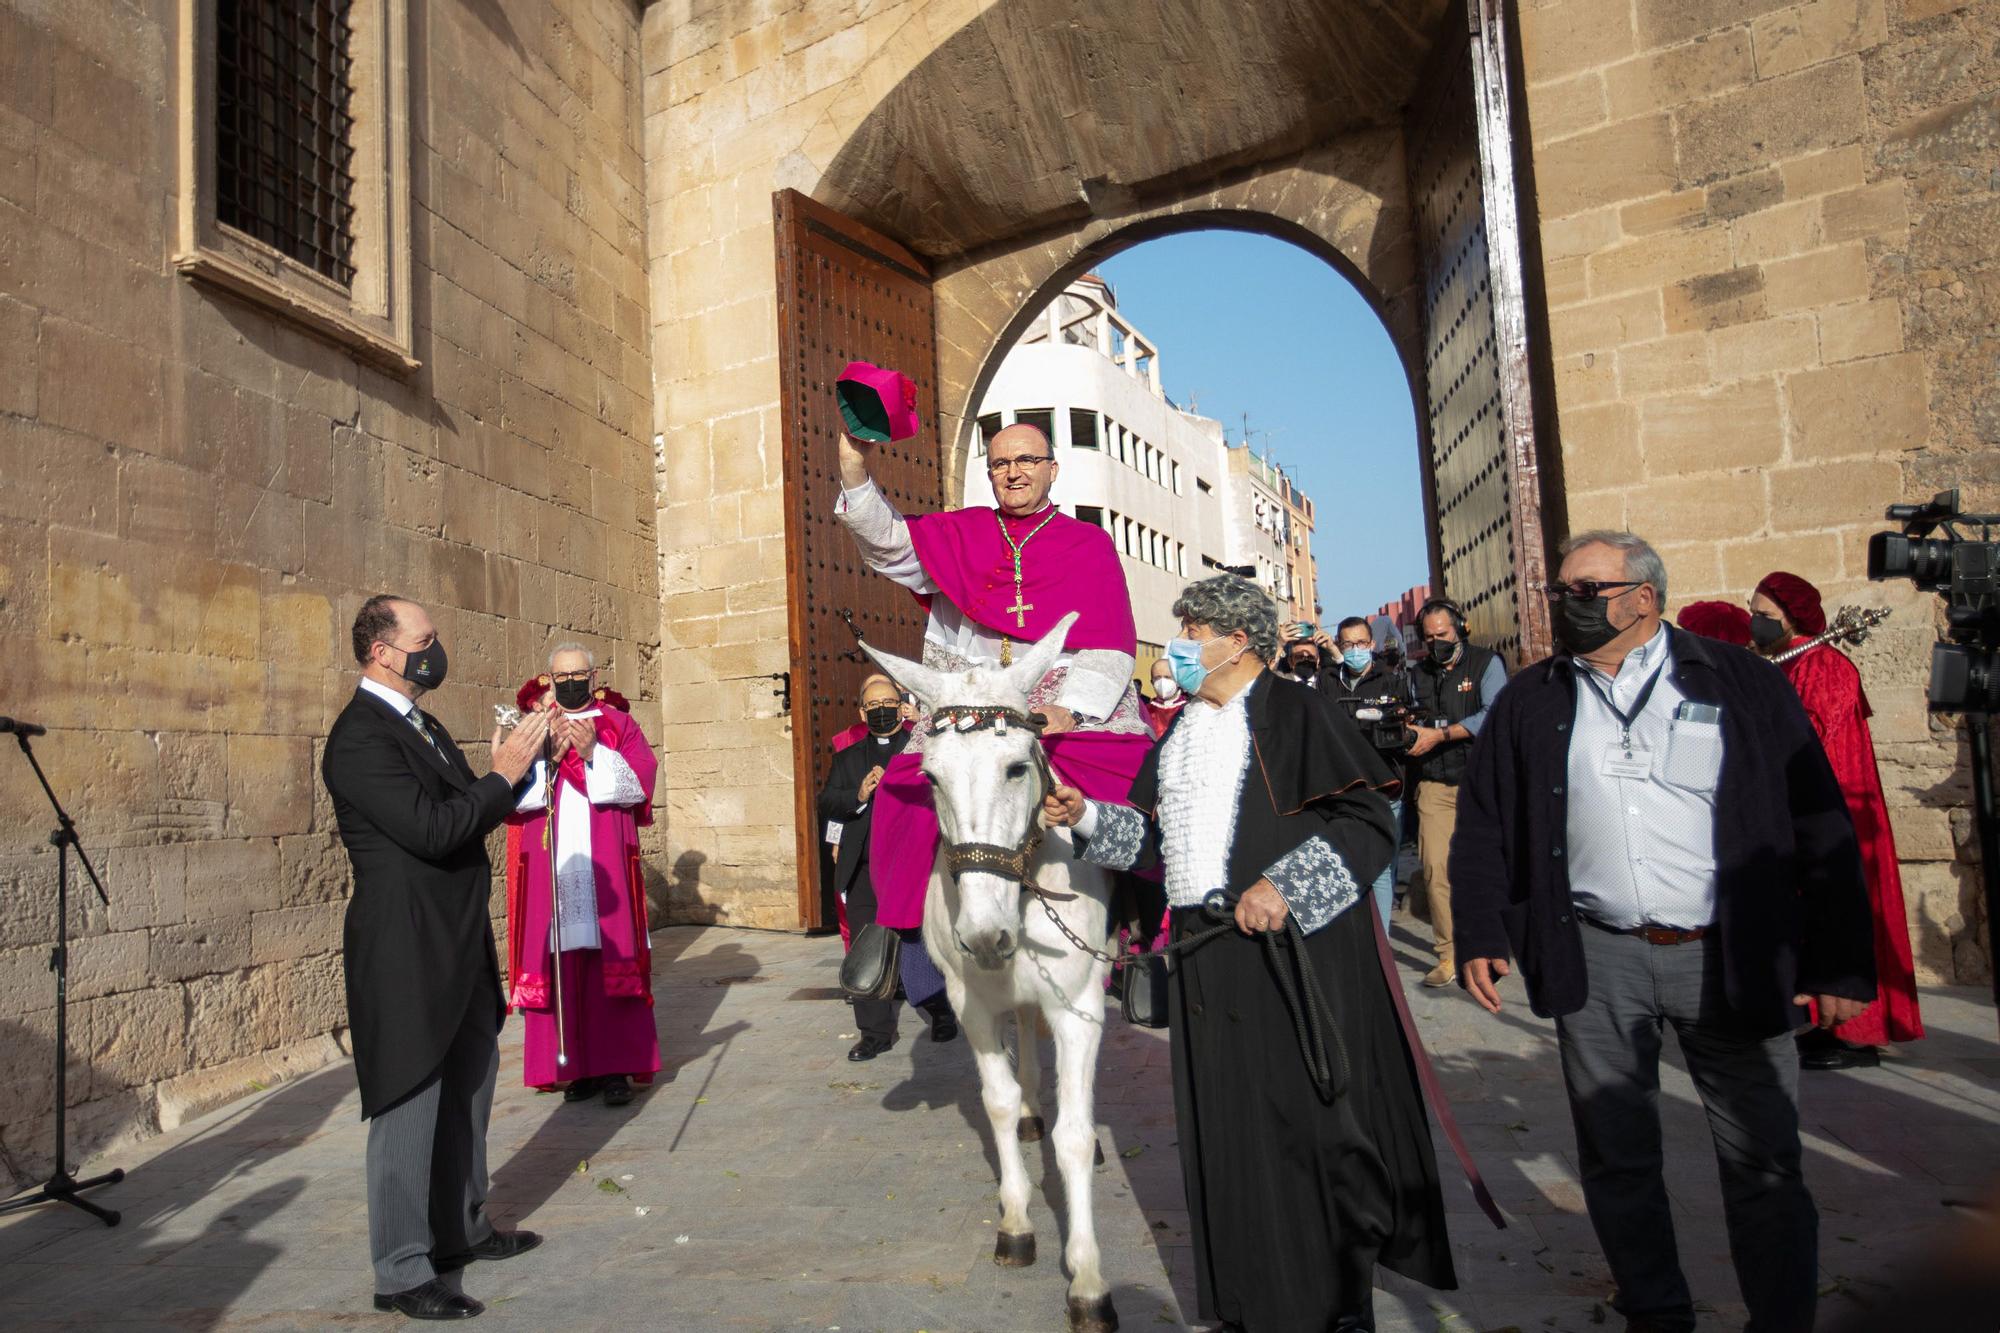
[1583,916,1710,946]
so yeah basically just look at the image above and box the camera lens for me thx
[1867,531,1956,590]
[1926,643,2000,713]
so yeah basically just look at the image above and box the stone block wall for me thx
[1518,0,1996,982]
[642,0,941,927]
[0,0,657,1187]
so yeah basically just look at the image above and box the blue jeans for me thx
[1371,799,1401,923]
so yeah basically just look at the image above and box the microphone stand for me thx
[0,730,124,1226]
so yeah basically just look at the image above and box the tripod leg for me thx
[56,1186,120,1227]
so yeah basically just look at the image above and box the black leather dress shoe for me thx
[373,1278,483,1320]
[602,1076,634,1106]
[848,1034,895,1061]
[561,1077,603,1102]
[1800,1041,1881,1071]
[435,1229,543,1273]
[930,1015,959,1043]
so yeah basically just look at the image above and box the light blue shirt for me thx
[1564,625,1723,931]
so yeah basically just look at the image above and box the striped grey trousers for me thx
[365,993,501,1293]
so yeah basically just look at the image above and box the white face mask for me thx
[1151,677,1181,701]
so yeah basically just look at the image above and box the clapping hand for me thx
[859,765,885,801]
[490,709,551,784]
[563,714,597,762]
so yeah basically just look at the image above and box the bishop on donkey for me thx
[835,388,1153,939]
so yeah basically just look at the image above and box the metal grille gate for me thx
[773,189,943,929]
[1405,0,1558,665]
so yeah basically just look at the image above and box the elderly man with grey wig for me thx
[1044,574,1456,1332]
[504,643,661,1104]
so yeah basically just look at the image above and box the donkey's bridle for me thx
[931,704,1057,891]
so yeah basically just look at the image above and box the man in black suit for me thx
[817,674,954,1061]
[322,594,551,1320]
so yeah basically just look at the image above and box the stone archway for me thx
[923,152,1423,512]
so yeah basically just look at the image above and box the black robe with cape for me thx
[1118,672,1456,1330]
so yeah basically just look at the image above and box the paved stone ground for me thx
[2,919,1996,1332]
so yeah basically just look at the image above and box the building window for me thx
[1172,461,1183,495]
[1075,504,1105,528]
[177,0,415,370]
[976,413,1002,455]
[1069,408,1100,450]
[1196,477,1213,495]
[1114,424,1129,466]
[1014,408,1055,443]
[215,0,359,286]
[1176,543,1187,576]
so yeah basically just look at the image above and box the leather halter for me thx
[929,704,1056,892]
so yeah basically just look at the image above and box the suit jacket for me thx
[322,689,517,1118]
[815,731,909,899]
[1449,625,1875,1036]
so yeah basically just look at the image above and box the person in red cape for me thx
[1751,571,1924,1069]
[504,644,662,1103]
[1677,599,1751,647]
[834,407,1151,983]
[1140,656,1187,738]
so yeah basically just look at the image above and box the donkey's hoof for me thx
[1092,1140,1105,1166]
[993,1231,1037,1267]
[1017,1115,1047,1142]
[1067,1294,1119,1332]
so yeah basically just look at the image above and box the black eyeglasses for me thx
[1544,579,1644,603]
[987,456,1053,475]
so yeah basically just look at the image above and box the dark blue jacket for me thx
[1449,624,1875,1037]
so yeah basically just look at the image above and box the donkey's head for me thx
[860,613,1076,970]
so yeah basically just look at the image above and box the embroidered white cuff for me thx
[584,746,647,807]
[1262,836,1361,934]
[1076,801,1146,871]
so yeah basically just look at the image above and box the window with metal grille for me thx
[214,0,358,286]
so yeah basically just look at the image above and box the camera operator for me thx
[1407,598,1508,987]
[1276,621,1331,689]
[1323,616,1413,921]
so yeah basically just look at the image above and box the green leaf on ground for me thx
[1120,1145,1145,1159]
[596,1177,624,1195]
[576,1160,589,1174]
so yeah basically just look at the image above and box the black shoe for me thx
[602,1076,634,1106]
[930,1015,959,1043]
[1799,1039,1881,1071]
[562,1077,603,1102]
[848,1034,895,1061]
[435,1229,543,1273]
[373,1278,483,1320]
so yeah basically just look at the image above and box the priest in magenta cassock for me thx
[504,644,661,1106]
[835,403,1152,939]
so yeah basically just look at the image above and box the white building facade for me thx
[961,276,1318,659]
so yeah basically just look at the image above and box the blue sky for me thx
[1097,230,1430,621]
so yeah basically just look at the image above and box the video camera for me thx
[1867,488,1999,712]
[1335,694,1444,754]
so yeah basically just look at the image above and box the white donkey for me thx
[861,612,1121,1333]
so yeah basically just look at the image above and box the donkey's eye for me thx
[1005,762,1031,780]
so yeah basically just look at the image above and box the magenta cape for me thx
[867,731,1153,929]
[503,707,662,1087]
[906,505,1137,651]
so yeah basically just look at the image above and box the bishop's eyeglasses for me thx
[987,455,1053,476]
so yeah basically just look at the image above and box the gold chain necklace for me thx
[995,506,1059,665]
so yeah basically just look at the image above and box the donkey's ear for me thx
[859,639,951,710]
[1000,611,1078,697]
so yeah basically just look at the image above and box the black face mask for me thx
[1288,655,1317,675]
[1749,613,1788,649]
[865,704,902,736]
[1553,598,1623,655]
[395,639,448,691]
[1426,638,1463,667]
[554,678,593,710]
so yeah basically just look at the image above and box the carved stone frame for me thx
[173,0,417,373]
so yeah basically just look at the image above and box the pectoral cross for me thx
[1005,592,1034,628]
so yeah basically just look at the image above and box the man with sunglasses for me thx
[1450,531,1874,1333]
[834,411,1151,973]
